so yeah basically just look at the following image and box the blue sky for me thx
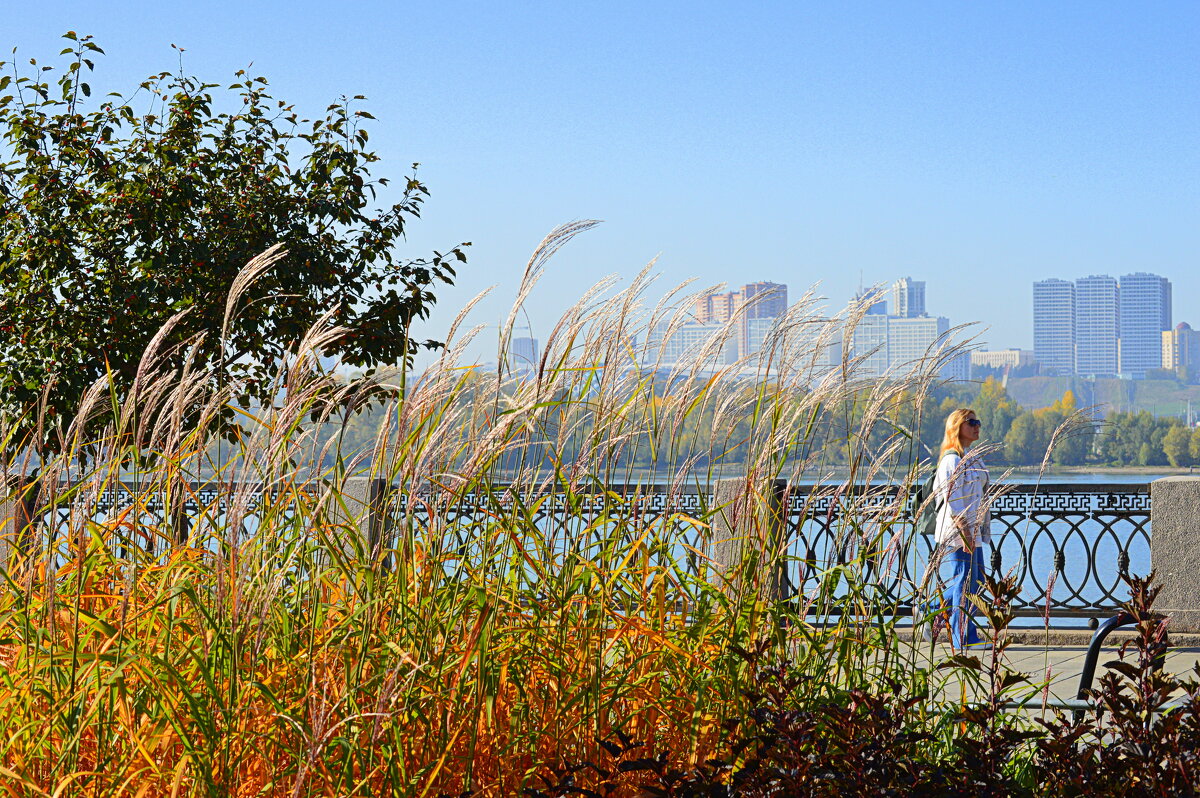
[6,2,1198,364]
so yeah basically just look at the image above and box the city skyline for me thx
[494,264,1197,383]
[1032,270,1185,380]
[7,4,1194,372]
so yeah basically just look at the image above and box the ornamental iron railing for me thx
[9,479,1150,623]
[779,482,1150,622]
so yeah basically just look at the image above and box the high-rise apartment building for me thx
[740,282,786,355]
[1119,272,1172,378]
[898,315,969,378]
[889,315,953,374]
[742,282,788,319]
[891,277,926,319]
[848,312,890,377]
[1032,279,1076,375]
[695,288,743,324]
[1074,275,1120,377]
[695,282,787,323]
[744,316,777,359]
[845,284,964,380]
[508,337,539,379]
[1163,322,1200,383]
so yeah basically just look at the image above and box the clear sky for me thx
[6,2,1198,365]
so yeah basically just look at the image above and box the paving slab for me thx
[900,640,1200,715]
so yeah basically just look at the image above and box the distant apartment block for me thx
[744,316,777,359]
[891,277,926,319]
[846,286,964,380]
[971,349,1034,370]
[1032,279,1076,375]
[646,320,737,366]
[848,312,891,377]
[1074,275,1120,377]
[508,333,537,364]
[695,290,742,324]
[663,282,791,364]
[652,280,785,366]
[1163,322,1200,383]
[508,337,540,379]
[742,281,788,319]
[889,315,946,372]
[1119,272,1172,378]
[743,315,842,368]
[1033,272,1173,379]
[695,282,786,323]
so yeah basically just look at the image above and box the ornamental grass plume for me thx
[0,224,1081,797]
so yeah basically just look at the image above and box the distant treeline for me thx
[312,375,1199,472]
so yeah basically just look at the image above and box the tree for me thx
[1162,425,1192,468]
[974,377,1021,462]
[0,33,467,460]
[1039,390,1092,466]
[1003,412,1045,466]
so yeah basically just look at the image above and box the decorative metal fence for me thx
[780,482,1151,622]
[10,478,1151,624]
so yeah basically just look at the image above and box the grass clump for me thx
[1,226,1191,796]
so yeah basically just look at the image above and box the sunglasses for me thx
[966,419,982,428]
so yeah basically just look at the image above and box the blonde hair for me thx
[940,408,977,457]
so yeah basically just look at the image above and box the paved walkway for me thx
[910,640,1200,711]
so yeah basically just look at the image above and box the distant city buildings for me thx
[508,336,539,379]
[1031,272,1172,379]
[742,281,788,320]
[1032,279,1076,375]
[891,277,926,319]
[651,282,789,366]
[1074,275,1120,377]
[1119,272,1172,378]
[970,349,1034,379]
[1163,323,1200,384]
[848,306,891,376]
[646,320,738,366]
[846,278,967,380]
[971,349,1034,370]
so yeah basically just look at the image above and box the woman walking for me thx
[934,408,992,650]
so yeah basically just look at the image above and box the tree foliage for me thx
[0,33,466,457]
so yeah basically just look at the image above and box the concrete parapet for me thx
[326,476,390,557]
[708,477,786,601]
[0,477,37,563]
[1151,476,1200,632]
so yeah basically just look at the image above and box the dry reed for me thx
[0,226,1014,796]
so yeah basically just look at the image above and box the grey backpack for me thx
[914,455,949,537]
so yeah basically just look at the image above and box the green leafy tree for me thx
[1003,412,1041,465]
[0,33,466,461]
[1162,424,1192,468]
[973,377,1021,461]
[1041,390,1092,466]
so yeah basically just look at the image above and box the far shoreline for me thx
[1004,465,1198,476]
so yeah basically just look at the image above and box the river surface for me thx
[787,470,1175,486]
[1003,471,1174,485]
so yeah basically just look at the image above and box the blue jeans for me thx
[942,548,985,647]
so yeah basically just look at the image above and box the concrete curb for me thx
[897,628,1200,648]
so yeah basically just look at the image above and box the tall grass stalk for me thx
[0,227,1025,796]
